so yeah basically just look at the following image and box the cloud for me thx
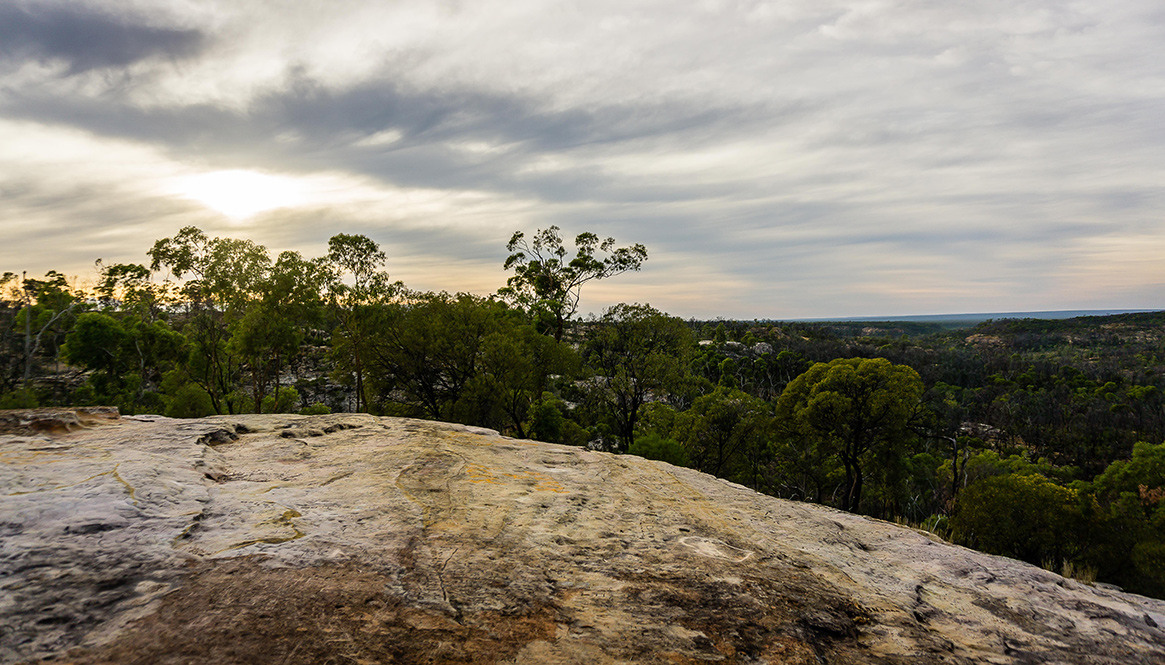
[0,66,793,206]
[0,0,1163,317]
[0,2,207,75]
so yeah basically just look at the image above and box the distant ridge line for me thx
[790,309,1163,324]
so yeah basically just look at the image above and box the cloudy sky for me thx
[1,0,1163,319]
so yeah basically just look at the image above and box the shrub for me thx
[629,432,690,467]
[559,419,591,447]
[262,386,300,414]
[0,388,39,409]
[528,396,566,443]
[950,473,1083,565]
[165,384,215,418]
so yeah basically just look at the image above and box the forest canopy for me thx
[3,226,1164,598]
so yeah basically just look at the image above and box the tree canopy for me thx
[499,226,647,341]
[776,357,924,513]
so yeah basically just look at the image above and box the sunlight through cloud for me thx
[173,170,308,219]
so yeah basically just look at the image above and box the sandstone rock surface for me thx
[1,410,1163,664]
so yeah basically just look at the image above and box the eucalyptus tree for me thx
[94,260,171,321]
[469,323,579,437]
[62,312,184,412]
[582,303,692,452]
[369,291,503,421]
[325,233,395,412]
[15,271,85,391]
[0,272,21,395]
[230,251,330,412]
[775,357,924,514]
[148,226,272,413]
[499,226,647,341]
[680,387,772,486]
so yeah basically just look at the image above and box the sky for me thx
[1,0,1163,319]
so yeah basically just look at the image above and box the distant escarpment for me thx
[2,409,1162,664]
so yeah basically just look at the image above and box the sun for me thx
[175,170,307,219]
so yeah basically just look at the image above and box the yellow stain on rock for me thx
[463,464,567,494]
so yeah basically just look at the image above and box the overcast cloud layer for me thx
[2,0,1163,318]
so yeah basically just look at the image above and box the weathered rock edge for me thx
[1,410,1163,664]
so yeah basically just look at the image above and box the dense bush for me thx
[950,473,1086,565]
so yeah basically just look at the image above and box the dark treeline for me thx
[3,227,1163,598]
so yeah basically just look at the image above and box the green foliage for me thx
[63,313,130,376]
[326,234,394,412]
[14,226,1165,599]
[1131,539,1165,592]
[558,419,591,447]
[148,227,275,414]
[165,382,216,418]
[262,386,301,414]
[63,312,184,413]
[327,234,386,293]
[958,450,1077,486]
[893,451,944,523]
[299,402,332,415]
[950,473,1086,567]
[94,260,170,320]
[499,226,647,341]
[582,303,692,452]
[528,394,566,443]
[679,387,771,486]
[1091,441,1165,501]
[470,327,578,438]
[1076,442,1165,596]
[629,432,690,467]
[775,357,924,514]
[0,388,39,409]
[7,270,86,391]
[370,292,508,422]
[224,390,254,415]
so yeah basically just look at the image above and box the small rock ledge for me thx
[0,406,120,435]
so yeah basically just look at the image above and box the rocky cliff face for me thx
[2,410,1163,664]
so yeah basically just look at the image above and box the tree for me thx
[1085,441,1165,594]
[149,226,271,315]
[499,226,647,341]
[94,260,171,321]
[326,234,388,295]
[775,357,924,514]
[1091,440,1165,500]
[950,473,1086,566]
[582,303,692,452]
[326,234,394,412]
[629,432,690,467]
[148,227,273,414]
[231,251,329,412]
[16,271,84,390]
[0,272,23,396]
[677,387,772,487]
[369,291,502,421]
[63,312,184,413]
[62,313,129,382]
[468,324,578,437]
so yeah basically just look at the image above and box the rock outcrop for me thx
[0,407,119,435]
[1,410,1163,664]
